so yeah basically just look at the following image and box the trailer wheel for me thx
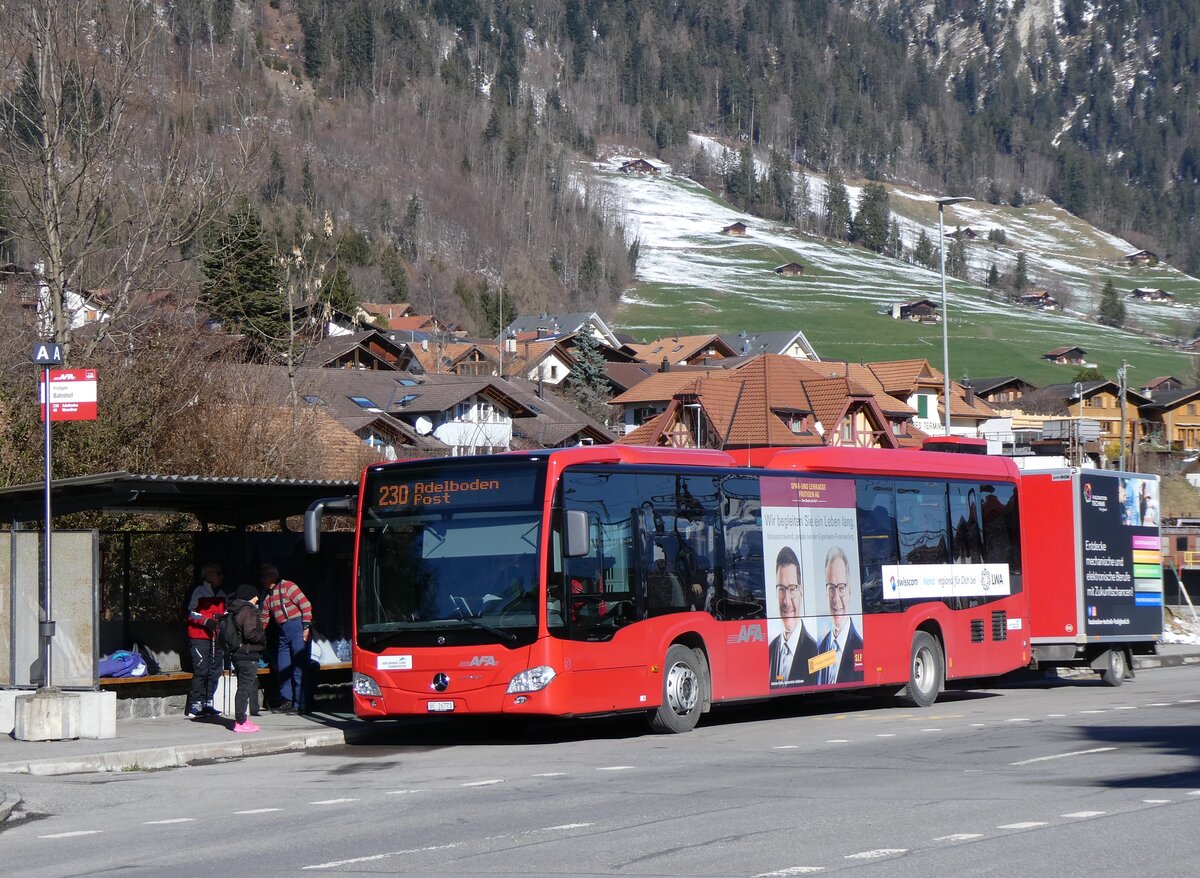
[899,631,943,708]
[648,645,706,733]
[1100,648,1127,687]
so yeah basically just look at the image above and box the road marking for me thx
[1143,799,1170,804]
[755,867,825,876]
[876,733,896,737]
[1188,791,1200,797]
[773,744,800,749]
[934,833,983,841]
[845,849,907,859]
[1062,811,1106,818]
[235,808,282,814]
[969,723,986,727]
[825,739,849,743]
[39,830,102,839]
[1006,718,1031,723]
[531,772,566,777]
[921,728,942,732]
[1010,747,1116,766]
[308,798,359,805]
[1147,702,1172,707]
[997,822,1047,830]
[596,765,633,771]
[1047,713,1066,718]
[1178,699,1199,704]
[461,779,504,786]
[304,842,462,870]
[144,818,195,825]
[1079,709,1106,714]
[1113,706,1137,710]
[385,790,426,795]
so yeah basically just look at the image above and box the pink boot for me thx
[233,719,260,733]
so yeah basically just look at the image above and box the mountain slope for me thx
[595,143,1199,385]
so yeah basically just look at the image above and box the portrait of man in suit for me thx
[818,545,864,684]
[767,545,819,686]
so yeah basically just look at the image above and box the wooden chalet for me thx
[960,376,1038,407]
[773,262,806,277]
[721,221,748,236]
[1015,291,1060,311]
[1130,287,1174,302]
[891,299,939,322]
[625,334,738,367]
[1124,249,1159,267]
[1042,345,1087,365]
[619,158,660,175]
[947,227,979,240]
[1141,376,1184,397]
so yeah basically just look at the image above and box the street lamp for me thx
[937,196,972,436]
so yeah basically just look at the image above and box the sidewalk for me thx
[1,645,1198,823]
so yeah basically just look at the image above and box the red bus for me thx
[305,444,1029,732]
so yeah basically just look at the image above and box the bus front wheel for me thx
[649,645,706,733]
[899,631,944,708]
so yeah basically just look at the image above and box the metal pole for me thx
[1118,361,1128,471]
[1074,381,1083,467]
[42,364,53,689]
[939,204,951,436]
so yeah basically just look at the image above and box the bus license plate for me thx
[427,701,455,712]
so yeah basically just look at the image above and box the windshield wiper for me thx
[454,607,517,642]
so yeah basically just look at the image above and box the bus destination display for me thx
[370,465,542,511]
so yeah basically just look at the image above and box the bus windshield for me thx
[357,460,546,649]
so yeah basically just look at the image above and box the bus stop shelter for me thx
[0,472,358,691]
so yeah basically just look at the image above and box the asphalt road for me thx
[3,668,1199,878]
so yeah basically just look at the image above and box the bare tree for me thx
[0,0,249,359]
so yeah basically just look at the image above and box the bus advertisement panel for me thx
[761,476,863,689]
[1079,472,1162,639]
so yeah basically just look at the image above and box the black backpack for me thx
[218,610,243,653]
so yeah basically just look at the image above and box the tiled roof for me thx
[625,334,735,365]
[610,369,718,404]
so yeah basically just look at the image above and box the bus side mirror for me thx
[564,509,590,558]
[304,496,356,554]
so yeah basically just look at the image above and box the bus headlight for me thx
[353,672,382,697]
[507,665,557,694]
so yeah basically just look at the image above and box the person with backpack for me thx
[259,563,313,714]
[183,562,226,718]
[224,582,267,733]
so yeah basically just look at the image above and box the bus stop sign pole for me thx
[32,342,62,689]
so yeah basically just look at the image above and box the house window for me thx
[550,365,558,380]
[349,396,382,412]
[1189,404,1197,416]
[916,396,929,418]
[455,401,470,420]
[841,421,854,441]
[789,415,805,434]
[480,401,494,422]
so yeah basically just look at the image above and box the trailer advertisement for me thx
[1079,473,1163,637]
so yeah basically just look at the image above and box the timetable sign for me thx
[39,369,98,422]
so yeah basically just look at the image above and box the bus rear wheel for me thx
[1100,648,1127,687]
[899,631,943,708]
[649,645,706,733]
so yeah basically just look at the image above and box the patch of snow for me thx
[1163,606,1200,645]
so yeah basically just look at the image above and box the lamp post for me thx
[1117,360,1129,471]
[937,196,972,436]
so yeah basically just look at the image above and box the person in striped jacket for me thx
[259,563,313,713]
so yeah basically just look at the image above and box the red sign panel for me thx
[39,369,98,422]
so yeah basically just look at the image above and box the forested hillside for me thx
[3,0,1200,339]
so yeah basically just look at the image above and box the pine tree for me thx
[1099,278,1126,327]
[568,328,611,424]
[379,244,409,303]
[319,263,359,315]
[823,167,851,240]
[913,229,935,268]
[986,263,1000,289]
[850,182,891,253]
[767,149,794,221]
[946,231,968,278]
[1011,252,1029,297]
[200,201,286,351]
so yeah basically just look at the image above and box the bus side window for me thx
[980,482,1021,593]
[857,478,897,614]
[721,474,765,621]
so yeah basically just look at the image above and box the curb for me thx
[1134,652,1200,671]
[0,728,347,777]
[0,790,20,823]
